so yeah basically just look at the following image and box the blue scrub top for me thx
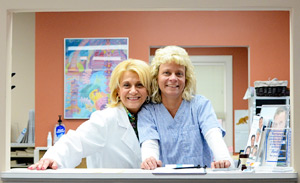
[138,95,225,167]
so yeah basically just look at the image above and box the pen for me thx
[173,165,203,169]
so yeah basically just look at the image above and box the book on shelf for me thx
[15,128,27,143]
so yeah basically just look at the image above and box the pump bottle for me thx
[53,115,66,144]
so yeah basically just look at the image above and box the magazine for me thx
[255,105,291,167]
[244,115,262,160]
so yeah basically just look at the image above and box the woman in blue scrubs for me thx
[138,46,234,170]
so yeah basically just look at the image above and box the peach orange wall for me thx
[36,11,289,147]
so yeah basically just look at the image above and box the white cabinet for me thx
[10,143,34,168]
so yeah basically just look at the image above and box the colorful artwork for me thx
[64,38,128,119]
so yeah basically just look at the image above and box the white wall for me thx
[11,13,35,142]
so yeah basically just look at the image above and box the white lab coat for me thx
[43,105,142,168]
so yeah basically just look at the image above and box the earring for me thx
[117,96,120,102]
[146,96,150,103]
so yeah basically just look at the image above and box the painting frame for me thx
[64,38,129,119]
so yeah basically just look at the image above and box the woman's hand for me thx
[28,158,58,170]
[141,156,162,170]
[211,160,231,169]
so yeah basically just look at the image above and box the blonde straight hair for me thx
[107,59,151,108]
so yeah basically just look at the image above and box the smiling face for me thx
[252,147,257,156]
[273,111,287,129]
[256,132,260,143]
[157,62,186,101]
[259,117,263,129]
[117,71,148,114]
[246,147,251,155]
[251,135,255,147]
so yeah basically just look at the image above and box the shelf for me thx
[11,143,35,148]
[11,165,31,168]
[254,96,290,100]
[10,143,35,169]
[11,155,34,158]
[250,96,290,116]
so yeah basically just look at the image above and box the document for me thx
[152,167,206,175]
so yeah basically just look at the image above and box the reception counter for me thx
[1,168,298,183]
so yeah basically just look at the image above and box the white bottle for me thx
[47,131,52,148]
[54,115,66,144]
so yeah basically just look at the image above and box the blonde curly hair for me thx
[150,46,196,103]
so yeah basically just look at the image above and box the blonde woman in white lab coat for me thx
[28,59,151,170]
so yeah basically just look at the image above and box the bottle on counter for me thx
[53,115,66,144]
[47,131,52,148]
[239,154,249,171]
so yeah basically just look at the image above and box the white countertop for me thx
[1,168,298,183]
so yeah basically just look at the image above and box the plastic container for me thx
[47,131,52,148]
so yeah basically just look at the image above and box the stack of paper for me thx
[10,151,17,156]
[15,150,27,156]
[25,148,34,156]
[152,167,206,175]
[20,110,35,143]
[10,160,17,166]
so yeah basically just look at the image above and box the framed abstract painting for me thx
[64,38,129,119]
